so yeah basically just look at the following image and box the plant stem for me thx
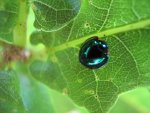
[13,0,28,47]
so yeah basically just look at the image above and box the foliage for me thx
[0,0,150,113]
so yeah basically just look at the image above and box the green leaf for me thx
[30,28,150,113]
[17,64,89,113]
[31,0,81,32]
[110,88,150,113]
[0,0,19,33]
[19,75,55,113]
[0,66,89,113]
[0,0,19,42]
[0,70,27,113]
[30,31,55,47]
[29,0,150,113]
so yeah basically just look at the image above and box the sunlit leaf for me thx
[30,0,150,113]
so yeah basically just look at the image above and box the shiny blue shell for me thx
[79,36,109,69]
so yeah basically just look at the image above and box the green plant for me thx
[0,0,150,113]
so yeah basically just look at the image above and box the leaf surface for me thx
[0,0,19,42]
[31,0,81,31]
[0,70,27,113]
[30,0,150,113]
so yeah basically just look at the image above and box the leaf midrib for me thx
[52,18,150,53]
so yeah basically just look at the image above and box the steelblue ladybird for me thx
[79,36,109,69]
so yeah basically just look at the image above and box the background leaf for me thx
[0,70,27,113]
[16,63,90,113]
[0,64,89,113]
[110,88,150,113]
[0,0,19,42]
